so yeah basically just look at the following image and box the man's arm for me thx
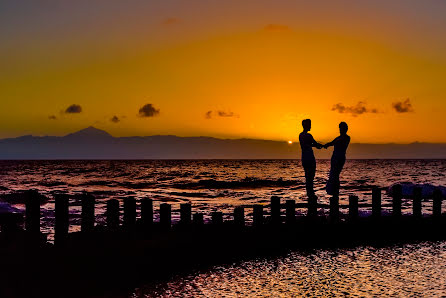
[311,136,323,149]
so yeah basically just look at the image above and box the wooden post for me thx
[106,199,120,230]
[141,198,153,227]
[160,203,171,229]
[123,197,136,230]
[413,187,422,218]
[330,195,339,221]
[193,213,204,225]
[180,203,192,225]
[25,190,40,235]
[253,205,263,226]
[285,200,296,224]
[212,211,223,225]
[307,195,317,218]
[234,207,245,226]
[55,195,69,245]
[349,195,359,221]
[392,184,402,218]
[372,187,382,218]
[433,189,442,217]
[270,196,281,224]
[81,193,95,232]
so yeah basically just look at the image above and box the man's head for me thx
[339,122,348,135]
[302,119,311,131]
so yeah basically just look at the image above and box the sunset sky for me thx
[1,0,446,143]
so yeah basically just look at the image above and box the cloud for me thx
[162,17,181,25]
[392,98,414,113]
[65,104,82,114]
[205,110,239,119]
[139,104,160,117]
[110,115,120,123]
[331,101,378,117]
[48,115,57,120]
[264,24,290,32]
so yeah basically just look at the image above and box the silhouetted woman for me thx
[324,122,350,196]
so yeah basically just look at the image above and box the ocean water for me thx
[1,159,446,296]
[0,159,446,238]
[133,241,446,297]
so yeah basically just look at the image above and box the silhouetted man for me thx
[324,122,350,196]
[299,119,323,199]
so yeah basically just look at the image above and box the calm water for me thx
[1,160,446,296]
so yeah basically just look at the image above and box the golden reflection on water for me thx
[133,241,446,297]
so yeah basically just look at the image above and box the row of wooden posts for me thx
[22,185,444,244]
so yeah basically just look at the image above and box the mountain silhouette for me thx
[64,126,113,140]
[0,127,445,159]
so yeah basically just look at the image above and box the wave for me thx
[387,182,446,198]
[0,201,21,213]
[0,190,49,205]
[172,177,302,190]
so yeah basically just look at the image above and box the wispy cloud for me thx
[392,98,414,113]
[65,104,82,114]
[139,104,160,117]
[205,110,239,119]
[263,24,290,32]
[162,17,181,25]
[331,101,378,117]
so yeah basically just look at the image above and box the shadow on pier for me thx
[0,185,445,297]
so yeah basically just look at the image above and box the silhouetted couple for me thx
[299,119,350,200]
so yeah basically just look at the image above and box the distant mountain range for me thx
[0,126,445,159]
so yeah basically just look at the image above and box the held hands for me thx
[316,144,329,149]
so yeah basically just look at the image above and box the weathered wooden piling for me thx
[81,194,95,232]
[160,203,171,228]
[123,197,136,229]
[253,205,263,226]
[372,187,381,218]
[193,213,204,225]
[285,200,296,224]
[413,187,422,218]
[234,207,245,226]
[55,195,69,245]
[180,203,192,225]
[392,184,402,218]
[212,212,223,225]
[349,195,359,220]
[433,189,442,217]
[330,195,339,221]
[141,198,153,227]
[270,196,281,224]
[25,191,40,235]
[106,199,120,230]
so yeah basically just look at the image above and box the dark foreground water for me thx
[133,241,446,297]
[0,160,445,296]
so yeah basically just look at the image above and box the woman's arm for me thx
[324,137,338,148]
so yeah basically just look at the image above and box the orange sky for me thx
[1,0,446,143]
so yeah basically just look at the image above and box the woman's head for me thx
[339,122,348,135]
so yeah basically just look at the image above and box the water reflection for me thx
[134,241,446,297]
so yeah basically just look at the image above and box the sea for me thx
[1,159,446,296]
